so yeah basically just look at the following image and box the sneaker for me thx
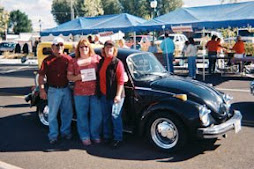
[93,139,101,144]
[111,140,122,149]
[49,138,58,145]
[82,139,91,146]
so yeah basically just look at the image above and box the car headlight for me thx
[199,105,211,127]
[223,94,233,104]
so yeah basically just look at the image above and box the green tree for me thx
[52,0,104,24]
[52,0,73,24]
[157,0,183,15]
[82,0,104,16]
[102,0,122,15]
[8,10,32,34]
[0,7,9,33]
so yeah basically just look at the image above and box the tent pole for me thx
[202,27,206,81]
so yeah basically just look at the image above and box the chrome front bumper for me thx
[197,110,242,139]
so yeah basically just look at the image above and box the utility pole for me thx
[70,0,74,20]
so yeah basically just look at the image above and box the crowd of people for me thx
[38,37,126,149]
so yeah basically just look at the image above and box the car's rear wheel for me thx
[147,112,187,152]
[37,101,49,126]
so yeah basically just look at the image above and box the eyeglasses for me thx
[55,43,64,47]
[80,45,89,49]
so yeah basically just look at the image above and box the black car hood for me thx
[150,76,226,116]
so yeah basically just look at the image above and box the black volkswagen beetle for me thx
[26,48,242,152]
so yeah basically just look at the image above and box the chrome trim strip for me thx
[134,86,175,95]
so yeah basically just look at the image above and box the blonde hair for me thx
[75,38,95,58]
[101,46,118,58]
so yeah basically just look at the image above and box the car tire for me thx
[37,100,49,127]
[146,111,187,152]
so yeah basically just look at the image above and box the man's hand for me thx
[40,89,47,100]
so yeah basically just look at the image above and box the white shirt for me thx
[185,44,197,57]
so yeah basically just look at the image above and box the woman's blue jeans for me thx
[188,56,197,78]
[74,95,102,141]
[100,95,124,141]
[47,87,73,140]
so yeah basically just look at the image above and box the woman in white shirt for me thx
[185,37,197,79]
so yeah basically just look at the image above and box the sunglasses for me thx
[80,45,89,49]
[55,43,64,47]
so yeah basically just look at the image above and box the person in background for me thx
[232,36,245,58]
[22,43,29,55]
[118,39,129,49]
[38,37,73,144]
[206,35,219,74]
[185,37,197,79]
[67,38,102,146]
[99,40,125,149]
[231,36,245,72]
[15,43,21,53]
[88,35,94,44]
[160,33,175,73]
[182,41,189,57]
[147,41,158,53]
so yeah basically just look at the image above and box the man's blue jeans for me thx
[100,95,124,141]
[74,95,102,141]
[163,53,174,73]
[188,56,197,78]
[47,87,73,140]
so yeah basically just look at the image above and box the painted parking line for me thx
[0,66,29,74]
[216,88,250,93]
[0,161,24,169]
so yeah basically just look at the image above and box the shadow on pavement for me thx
[0,111,221,162]
[0,86,32,96]
[232,102,254,127]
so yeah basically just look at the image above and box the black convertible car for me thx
[26,48,242,152]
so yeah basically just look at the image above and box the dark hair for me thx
[211,35,217,40]
[188,37,195,45]
[165,33,169,38]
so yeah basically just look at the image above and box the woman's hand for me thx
[114,95,121,103]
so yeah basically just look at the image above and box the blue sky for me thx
[0,0,253,31]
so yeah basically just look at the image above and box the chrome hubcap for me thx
[151,118,178,149]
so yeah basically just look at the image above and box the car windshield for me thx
[126,52,167,81]
[238,30,254,37]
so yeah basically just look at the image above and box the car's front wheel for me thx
[37,101,49,126]
[147,112,187,152]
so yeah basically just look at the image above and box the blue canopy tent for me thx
[40,13,147,36]
[136,1,254,31]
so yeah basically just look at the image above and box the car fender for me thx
[138,99,200,136]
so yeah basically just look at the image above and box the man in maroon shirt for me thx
[38,37,73,144]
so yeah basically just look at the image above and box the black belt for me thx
[49,85,68,89]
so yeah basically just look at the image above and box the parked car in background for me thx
[26,48,242,152]
[0,42,16,55]
[126,35,154,51]
[155,33,188,56]
[237,28,254,43]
